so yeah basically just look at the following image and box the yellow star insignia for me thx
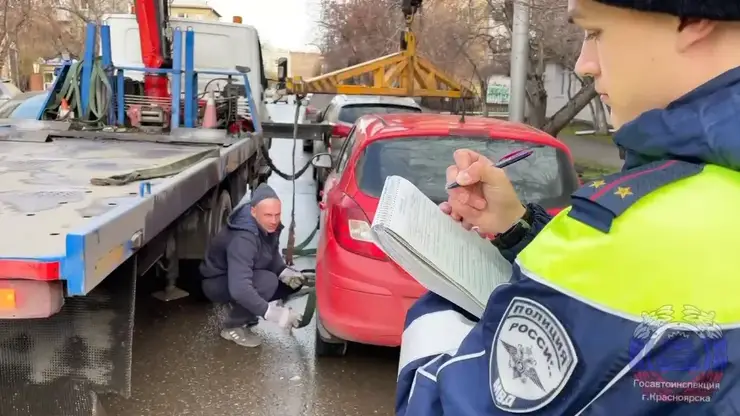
[614,186,633,199]
[589,179,606,189]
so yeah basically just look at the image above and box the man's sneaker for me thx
[220,326,262,347]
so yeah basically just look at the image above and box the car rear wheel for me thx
[315,169,325,202]
[315,327,348,357]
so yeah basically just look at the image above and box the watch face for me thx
[518,218,532,230]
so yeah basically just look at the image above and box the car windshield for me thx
[355,136,579,209]
[338,104,420,124]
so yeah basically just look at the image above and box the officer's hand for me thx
[264,303,303,329]
[442,149,526,236]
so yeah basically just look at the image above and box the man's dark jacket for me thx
[199,184,286,317]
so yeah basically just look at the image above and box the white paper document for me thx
[370,175,512,318]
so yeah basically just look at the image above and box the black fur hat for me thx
[594,0,740,20]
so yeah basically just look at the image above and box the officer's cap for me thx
[594,0,740,21]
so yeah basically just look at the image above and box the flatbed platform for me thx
[0,134,260,295]
[0,139,205,257]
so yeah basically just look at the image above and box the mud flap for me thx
[0,258,137,415]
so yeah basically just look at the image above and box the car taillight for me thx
[331,124,351,138]
[0,259,60,280]
[331,193,387,261]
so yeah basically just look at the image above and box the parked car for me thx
[308,95,422,200]
[0,91,48,119]
[0,79,22,103]
[312,113,580,357]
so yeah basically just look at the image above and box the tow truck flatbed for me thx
[0,130,261,296]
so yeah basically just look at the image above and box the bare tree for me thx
[0,0,36,76]
[33,0,129,58]
[486,0,597,135]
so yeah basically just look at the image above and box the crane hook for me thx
[401,0,422,25]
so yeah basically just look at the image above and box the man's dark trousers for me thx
[202,269,300,329]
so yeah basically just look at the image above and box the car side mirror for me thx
[311,152,333,170]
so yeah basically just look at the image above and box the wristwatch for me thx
[492,205,533,250]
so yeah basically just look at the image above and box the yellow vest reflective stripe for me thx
[517,163,740,325]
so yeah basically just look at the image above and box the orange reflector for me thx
[0,289,15,310]
[233,16,242,23]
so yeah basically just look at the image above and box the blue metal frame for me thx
[117,69,125,124]
[62,24,260,131]
[36,63,72,120]
[100,24,115,125]
[113,29,184,127]
[170,28,183,129]
[64,199,140,295]
[80,22,96,118]
[183,29,196,128]
[195,69,262,133]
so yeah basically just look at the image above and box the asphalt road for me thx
[102,104,399,416]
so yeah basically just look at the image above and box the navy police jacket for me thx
[396,67,740,415]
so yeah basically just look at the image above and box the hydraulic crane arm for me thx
[133,0,172,98]
[279,0,474,99]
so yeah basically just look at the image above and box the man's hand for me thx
[442,149,526,236]
[279,268,306,290]
[264,303,303,328]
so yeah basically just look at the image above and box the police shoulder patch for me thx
[489,297,578,413]
[568,159,704,233]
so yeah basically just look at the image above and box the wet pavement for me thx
[101,103,399,416]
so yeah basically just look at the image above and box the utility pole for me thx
[509,0,530,123]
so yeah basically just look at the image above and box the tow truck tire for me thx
[315,327,348,357]
[212,190,233,237]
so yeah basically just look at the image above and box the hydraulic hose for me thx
[50,59,113,126]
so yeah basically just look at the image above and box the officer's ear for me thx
[676,18,718,52]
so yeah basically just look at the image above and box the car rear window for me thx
[338,104,421,124]
[355,136,579,209]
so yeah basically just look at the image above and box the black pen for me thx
[445,149,535,190]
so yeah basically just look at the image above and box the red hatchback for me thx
[313,113,579,356]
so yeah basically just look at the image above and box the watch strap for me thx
[492,205,533,250]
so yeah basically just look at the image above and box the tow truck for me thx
[0,0,474,413]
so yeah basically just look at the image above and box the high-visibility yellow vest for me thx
[517,160,740,325]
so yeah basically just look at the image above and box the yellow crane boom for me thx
[277,0,475,99]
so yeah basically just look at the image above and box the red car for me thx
[312,113,580,356]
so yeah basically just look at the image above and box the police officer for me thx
[397,0,740,414]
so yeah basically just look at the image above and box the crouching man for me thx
[200,183,305,347]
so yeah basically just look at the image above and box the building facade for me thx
[170,0,221,21]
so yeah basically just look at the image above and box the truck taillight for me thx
[331,193,387,261]
[0,259,60,280]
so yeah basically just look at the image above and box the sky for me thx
[207,0,322,52]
